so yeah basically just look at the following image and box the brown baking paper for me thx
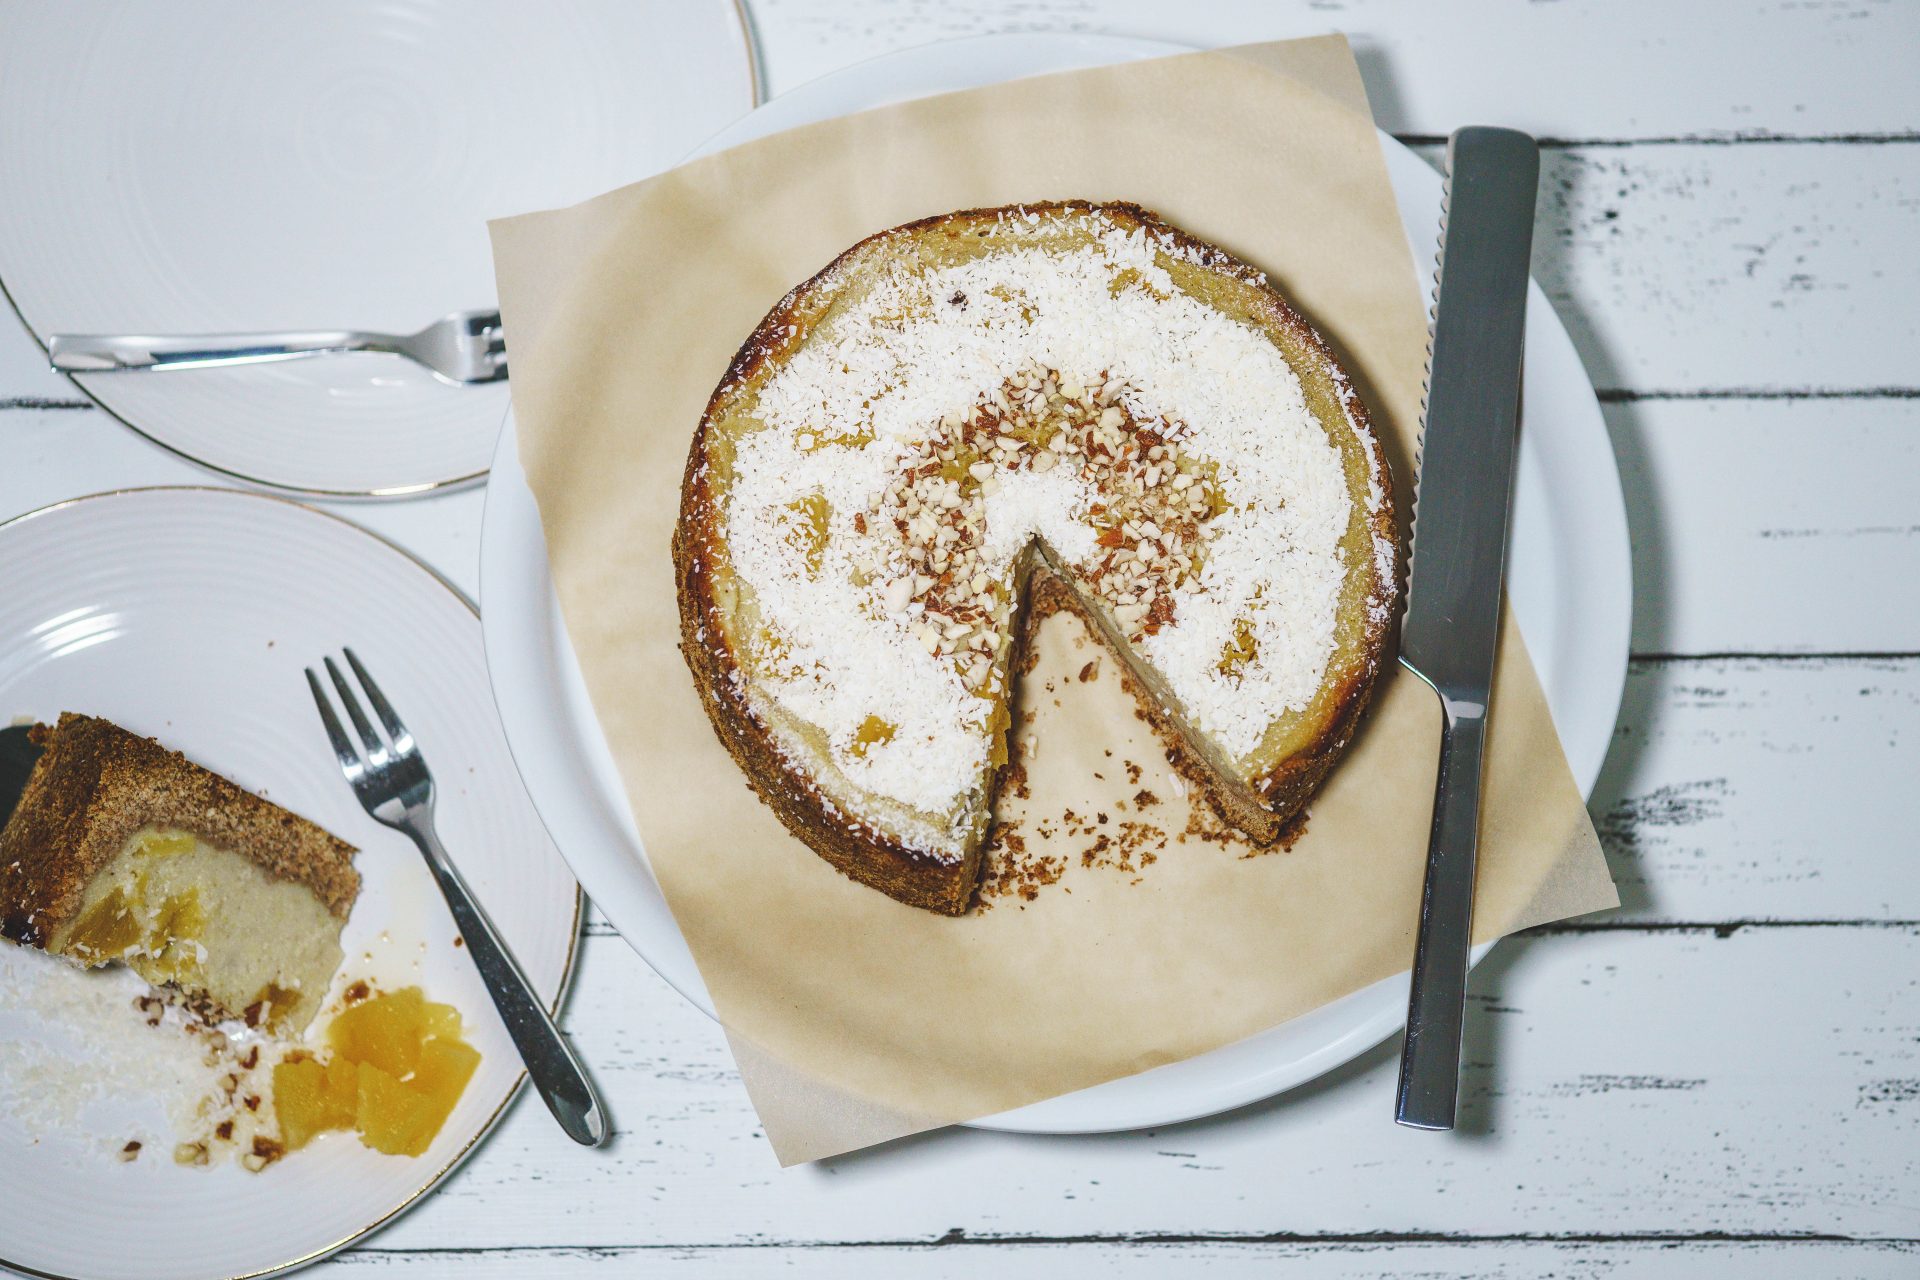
[490,35,1618,1164]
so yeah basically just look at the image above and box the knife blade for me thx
[1395,126,1540,1130]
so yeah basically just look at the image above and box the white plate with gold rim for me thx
[479,34,1631,1135]
[0,488,582,1280]
[0,1,757,498]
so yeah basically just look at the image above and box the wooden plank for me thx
[1607,397,1920,655]
[0,407,488,599]
[1474,143,1917,395]
[1594,657,1920,923]
[328,1238,1920,1278]
[752,0,1920,140]
[357,926,1920,1250]
[1532,143,1920,394]
[5,142,1915,407]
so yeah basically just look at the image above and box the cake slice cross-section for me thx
[0,713,360,1031]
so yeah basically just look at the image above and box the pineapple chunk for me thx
[328,986,429,1077]
[354,1061,440,1157]
[272,1055,358,1150]
[407,1039,482,1141]
[271,986,481,1158]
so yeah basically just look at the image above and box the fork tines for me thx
[305,648,426,808]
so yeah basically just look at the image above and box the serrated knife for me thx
[1395,126,1540,1131]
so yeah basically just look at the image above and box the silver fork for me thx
[305,648,607,1147]
[48,309,506,385]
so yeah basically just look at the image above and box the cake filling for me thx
[51,825,346,1032]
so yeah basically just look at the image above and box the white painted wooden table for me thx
[5,2,1917,1275]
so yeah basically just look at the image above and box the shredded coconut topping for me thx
[0,944,282,1166]
[709,209,1377,855]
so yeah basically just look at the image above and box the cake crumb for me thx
[977,822,1066,908]
[1000,762,1032,801]
[1183,804,1238,848]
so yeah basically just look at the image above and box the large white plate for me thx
[0,1,757,498]
[479,34,1632,1135]
[0,488,582,1280]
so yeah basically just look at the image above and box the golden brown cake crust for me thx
[676,536,995,916]
[0,713,360,945]
[675,201,1398,914]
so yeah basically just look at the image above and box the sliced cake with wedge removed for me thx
[676,201,1399,915]
[0,713,359,1030]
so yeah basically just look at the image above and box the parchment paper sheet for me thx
[491,35,1619,1164]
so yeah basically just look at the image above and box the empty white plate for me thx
[0,1,757,496]
[0,488,582,1280]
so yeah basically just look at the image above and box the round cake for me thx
[675,202,1398,914]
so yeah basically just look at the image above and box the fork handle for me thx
[406,821,610,1148]
[48,330,385,372]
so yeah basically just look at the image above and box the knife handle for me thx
[1395,689,1489,1129]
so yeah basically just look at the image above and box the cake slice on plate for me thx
[0,713,359,1031]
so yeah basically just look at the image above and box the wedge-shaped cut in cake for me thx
[676,202,1399,914]
[0,714,359,1030]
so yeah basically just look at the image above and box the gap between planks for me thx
[1599,388,1920,402]
[340,1229,1920,1254]
[0,397,90,410]
[1630,651,1920,663]
[1394,131,1920,148]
